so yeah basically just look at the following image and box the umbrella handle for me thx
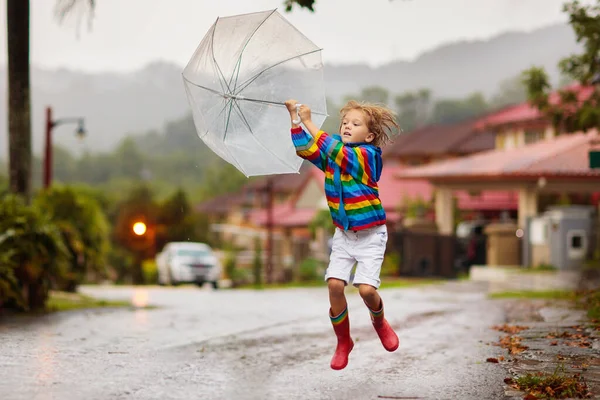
[292,103,303,125]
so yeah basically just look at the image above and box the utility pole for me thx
[265,178,274,284]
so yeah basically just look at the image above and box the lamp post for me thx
[44,106,86,189]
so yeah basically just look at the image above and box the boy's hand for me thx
[298,105,312,123]
[285,99,298,114]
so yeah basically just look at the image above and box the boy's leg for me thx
[358,284,399,352]
[352,225,399,352]
[325,228,356,370]
[328,278,354,370]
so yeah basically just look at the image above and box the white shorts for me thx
[324,224,388,289]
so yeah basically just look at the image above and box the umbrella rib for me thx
[223,98,236,142]
[233,48,323,94]
[240,97,329,116]
[182,77,328,116]
[228,9,277,92]
[210,18,233,96]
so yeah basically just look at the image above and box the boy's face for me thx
[340,109,375,144]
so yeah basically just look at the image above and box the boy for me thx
[285,99,400,370]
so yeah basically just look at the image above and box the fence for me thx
[390,230,460,278]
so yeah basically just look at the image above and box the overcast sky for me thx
[0,0,592,72]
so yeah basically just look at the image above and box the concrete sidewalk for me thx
[470,266,600,399]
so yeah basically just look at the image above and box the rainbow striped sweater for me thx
[291,127,386,231]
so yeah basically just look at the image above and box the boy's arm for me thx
[286,99,327,171]
[290,127,327,172]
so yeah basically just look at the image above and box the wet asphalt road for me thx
[1,282,508,400]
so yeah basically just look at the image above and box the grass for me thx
[489,290,577,300]
[506,367,591,399]
[516,266,558,274]
[578,289,600,321]
[236,277,444,290]
[46,291,135,312]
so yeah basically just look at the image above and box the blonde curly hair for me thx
[338,100,400,147]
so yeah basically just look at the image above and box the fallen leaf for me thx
[491,324,529,334]
[504,377,514,384]
[523,393,537,400]
[486,357,499,363]
[550,341,558,346]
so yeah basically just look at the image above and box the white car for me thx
[156,242,221,288]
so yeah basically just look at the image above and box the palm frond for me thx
[54,0,95,34]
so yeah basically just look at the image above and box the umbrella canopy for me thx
[182,9,328,177]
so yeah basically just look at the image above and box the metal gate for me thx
[391,230,459,278]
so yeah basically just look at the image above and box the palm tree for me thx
[5,0,95,202]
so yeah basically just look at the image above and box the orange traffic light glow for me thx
[132,222,147,236]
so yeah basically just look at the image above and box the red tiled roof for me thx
[454,130,495,154]
[474,84,596,130]
[385,117,496,158]
[195,192,246,214]
[399,130,600,181]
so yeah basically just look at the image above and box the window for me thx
[571,235,582,249]
[524,130,544,145]
[177,249,211,257]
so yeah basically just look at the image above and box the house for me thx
[398,84,600,237]
[385,115,519,221]
[385,117,496,166]
[473,84,596,149]
[195,163,314,249]
[399,130,600,234]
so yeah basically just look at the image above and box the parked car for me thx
[156,242,221,288]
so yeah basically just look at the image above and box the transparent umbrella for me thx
[182,9,328,177]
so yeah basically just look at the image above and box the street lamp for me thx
[44,106,87,189]
[132,222,147,236]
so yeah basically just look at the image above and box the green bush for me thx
[106,246,135,284]
[298,258,323,282]
[381,252,401,277]
[0,194,70,311]
[34,186,111,291]
[142,259,158,284]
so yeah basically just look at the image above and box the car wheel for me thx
[211,281,219,290]
[168,269,179,286]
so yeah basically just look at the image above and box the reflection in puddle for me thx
[135,309,148,326]
[132,289,150,326]
[35,329,57,396]
[131,289,149,308]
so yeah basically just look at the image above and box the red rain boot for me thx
[369,300,399,352]
[329,307,354,370]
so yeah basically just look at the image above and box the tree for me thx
[490,75,528,108]
[284,0,400,12]
[394,89,431,132]
[430,92,488,125]
[522,0,600,133]
[344,86,391,106]
[284,0,316,11]
[112,184,159,284]
[5,0,95,202]
[6,0,32,201]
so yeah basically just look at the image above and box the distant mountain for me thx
[0,23,581,158]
